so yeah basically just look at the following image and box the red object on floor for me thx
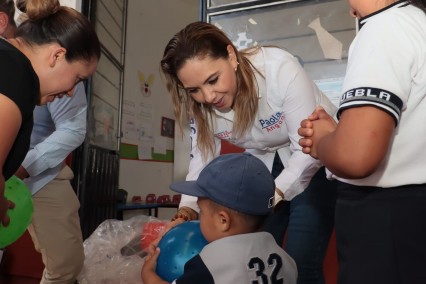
[0,230,43,280]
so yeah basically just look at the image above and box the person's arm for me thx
[176,118,220,220]
[17,82,87,179]
[266,48,332,200]
[300,14,411,179]
[300,106,394,178]
[0,94,21,226]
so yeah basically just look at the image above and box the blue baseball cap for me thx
[170,153,275,216]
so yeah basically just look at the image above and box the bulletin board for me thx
[118,20,176,165]
[120,97,175,162]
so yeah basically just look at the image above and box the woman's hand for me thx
[0,196,14,227]
[14,166,29,180]
[274,188,284,205]
[0,176,14,227]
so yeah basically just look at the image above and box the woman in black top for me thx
[0,0,101,227]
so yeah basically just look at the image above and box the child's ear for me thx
[216,210,231,232]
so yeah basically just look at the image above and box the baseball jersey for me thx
[181,47,337,212]
[330,1,426,187]
[174,232,297,284]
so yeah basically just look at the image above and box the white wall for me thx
[119,0,199,220]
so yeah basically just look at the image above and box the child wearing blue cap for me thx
[142,152,297,284]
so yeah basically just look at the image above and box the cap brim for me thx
[169,181,207,198]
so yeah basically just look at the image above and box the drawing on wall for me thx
[89,97,117,150]
[120,101,173,162]
[233,31,254,50]
[308,17,343,60]
[138,71,155,97]
[161,117,175,138]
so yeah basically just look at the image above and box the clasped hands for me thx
[298,106,337,159]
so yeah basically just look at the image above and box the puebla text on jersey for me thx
[332,1,426,187]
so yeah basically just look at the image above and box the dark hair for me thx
[161,21,260,159]
[15,0,100,63]
[410,0,426,13]
[0,0,17,28]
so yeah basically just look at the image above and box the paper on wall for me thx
[308,17,343,60]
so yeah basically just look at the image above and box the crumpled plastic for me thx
[77,215,168,284]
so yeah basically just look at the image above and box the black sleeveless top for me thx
[0,38,39,179]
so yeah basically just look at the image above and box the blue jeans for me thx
[263,167,337,284]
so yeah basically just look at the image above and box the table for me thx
[116,202,178,220]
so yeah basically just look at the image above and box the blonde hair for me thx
[160,21,262,160]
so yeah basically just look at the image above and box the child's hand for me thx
[147,243,157,255]
[298,107,321,154]
[143,244,160,272]
[141,245,169,284]
[299,107,337,158]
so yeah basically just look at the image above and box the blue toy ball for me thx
[156,220,208,282]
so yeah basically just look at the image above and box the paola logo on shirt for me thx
[259,112,285,132]
[216,130,233,139]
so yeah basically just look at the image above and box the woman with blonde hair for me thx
[160,21,337,284]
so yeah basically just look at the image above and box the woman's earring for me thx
[235,61,239,72]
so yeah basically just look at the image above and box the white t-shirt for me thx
[331,2,426,187]
[180,47,337,212]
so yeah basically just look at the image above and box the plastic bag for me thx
[77,215,168,284]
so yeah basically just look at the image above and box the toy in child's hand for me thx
[156,221,208,282]
[0,176,33,248]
